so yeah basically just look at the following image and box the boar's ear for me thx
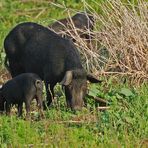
[0,85,2,89]
[35,80,43,89]
[60,71,73,86]
[87,74,102,83]
[0,85,3,95]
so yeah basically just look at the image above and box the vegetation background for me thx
[0,0,147,147]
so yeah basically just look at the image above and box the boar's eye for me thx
[68,83,72,89]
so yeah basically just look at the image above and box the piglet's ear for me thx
[87,74,102,83]
[60,71,73,86]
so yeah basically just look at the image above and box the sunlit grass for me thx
[0,0,147,147]
[0,81,147,147]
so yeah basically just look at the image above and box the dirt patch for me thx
[0,69,11,85]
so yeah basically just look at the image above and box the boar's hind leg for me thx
[5,101,11,116]
[18,102,23,117]
[44,82,55,107]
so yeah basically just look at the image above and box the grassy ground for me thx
[0,82,147,147]
[0,0,148,147]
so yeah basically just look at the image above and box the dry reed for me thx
[50,0,148,84]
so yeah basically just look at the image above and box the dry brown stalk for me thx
[91,96,108,105]
[2,0,143,85]
[97,106,110,111]
[50,0,148,84]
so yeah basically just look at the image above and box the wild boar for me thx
[0,73,43,118]
[49,12,94,41]
[4,22,101,110]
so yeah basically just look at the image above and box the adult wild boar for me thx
[0,73,43,117]
[49,12,94,41]
[4,22,101,110]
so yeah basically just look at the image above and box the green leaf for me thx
[125,117,134,124]
[116,93,123,99]
[88,84,99,97]
[119,88,134,97]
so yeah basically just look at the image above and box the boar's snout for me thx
[72,105,83,111]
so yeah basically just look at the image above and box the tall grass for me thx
[0,0,147,83]
[52,0,148,84]
[94,0,148,84]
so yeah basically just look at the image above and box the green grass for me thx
[0,82,147,147]
[0,0,148,147]
[0,0,94,67]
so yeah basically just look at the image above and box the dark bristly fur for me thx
[4,22,100,110]
[0,73,43,117]
[49,12,94,41]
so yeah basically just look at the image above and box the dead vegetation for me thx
[50,0,148,84]
[0,0,147,85]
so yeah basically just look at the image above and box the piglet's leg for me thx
[25,99,31,120]
[36,93,44,118]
